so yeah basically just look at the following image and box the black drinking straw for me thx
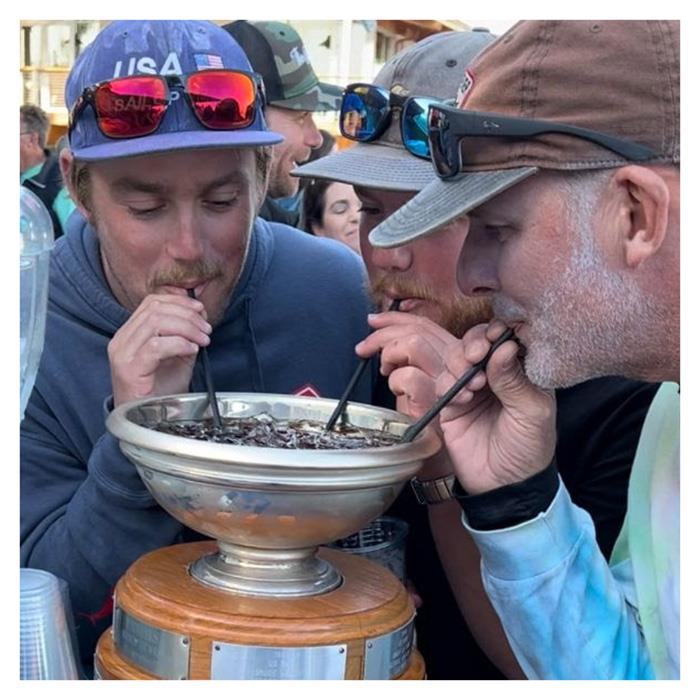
[325,298,402,432]
[187,288,223,429]
[399,328,516,444]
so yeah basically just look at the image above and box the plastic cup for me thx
[20,568,80,680]
[329,516,409,583]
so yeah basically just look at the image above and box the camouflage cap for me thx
[222,20,342,111]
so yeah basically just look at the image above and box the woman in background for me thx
[302,178,362,255]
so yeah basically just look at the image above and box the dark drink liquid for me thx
[153,415,401,450]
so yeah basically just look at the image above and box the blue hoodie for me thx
[20,213,377,664]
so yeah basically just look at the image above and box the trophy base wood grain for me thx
[94,541,424,680]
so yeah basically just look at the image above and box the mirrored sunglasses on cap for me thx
[427,103,659,179]
[339,82,447,159]
[68,69,264,140]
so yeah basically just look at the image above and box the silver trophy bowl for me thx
[106,393,441,598]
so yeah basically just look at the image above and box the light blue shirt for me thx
[464,383,679,679]
[464,482,654,679]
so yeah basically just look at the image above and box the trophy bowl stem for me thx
[190,543,341,597]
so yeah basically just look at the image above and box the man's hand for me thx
[430,321,556,495]
[108,293,212,407]
[356,311,456,419]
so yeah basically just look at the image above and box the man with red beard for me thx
[294,29,659,679]
[20,21,375,673]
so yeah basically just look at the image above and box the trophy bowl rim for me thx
[106,392,441,480]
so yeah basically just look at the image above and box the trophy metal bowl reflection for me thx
[106,393,441,598]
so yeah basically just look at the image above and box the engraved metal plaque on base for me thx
[113,606,190,680]
[210,641,348,680]
[363,617,414,680]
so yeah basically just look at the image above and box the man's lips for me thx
[380,295,427,312]
[497,318,526,334]
[395,298,426,312]
[293,152,311,169]
[158,280,210,298]
[498,320,528,355]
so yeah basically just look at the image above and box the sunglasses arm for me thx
[445,107,657,161]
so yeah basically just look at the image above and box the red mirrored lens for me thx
[186,71,256,129]
[94,76,168,138]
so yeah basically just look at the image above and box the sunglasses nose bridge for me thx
[162,75,185,107]
[388,103,408,127]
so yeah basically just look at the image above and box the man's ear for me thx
[59,149,91,221]
[58,148,72,185]
[256,171,269,211]
[612,165,670,269]
[254,147,272,213]
[59,149,76,201]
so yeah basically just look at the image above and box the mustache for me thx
[369,273,442,305]
[369,273,493,336]
[148,260,223,290]
[491,296,528,322]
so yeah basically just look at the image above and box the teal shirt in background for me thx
[21,163,76,235]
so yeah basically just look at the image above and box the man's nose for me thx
[166,212,204,261]
[303,114,323,149]
[370,242,412,273]
[456,231,500,297]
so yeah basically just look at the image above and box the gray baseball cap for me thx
[291,29,498,191]
[368,168,537,247]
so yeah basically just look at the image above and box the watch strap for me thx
[410,474,456,505]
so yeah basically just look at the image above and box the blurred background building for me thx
[19,19,514,147]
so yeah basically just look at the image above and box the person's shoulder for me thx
[257,221,369,313]
[556,376,659,411]
[555,375,660,438]
[265,221,365,275]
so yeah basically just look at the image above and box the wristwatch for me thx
[410,474,456,505]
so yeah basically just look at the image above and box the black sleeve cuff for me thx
[453,460,560,531]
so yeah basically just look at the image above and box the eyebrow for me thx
[111,178,166,196]
[111,171,249,197]
[471,200,511,220]
[469,206,516,229]
[202,172,249,194]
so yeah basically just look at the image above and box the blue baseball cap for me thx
[66,20,283,161]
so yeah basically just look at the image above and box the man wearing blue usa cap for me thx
[19,20,376,668]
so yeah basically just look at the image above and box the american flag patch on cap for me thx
[194,54,224,70]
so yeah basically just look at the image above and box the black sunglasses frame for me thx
[428,103,659,179]
[68,69,265,141]
[340,83,440,159]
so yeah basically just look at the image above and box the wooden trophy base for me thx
[94,541,424,680]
